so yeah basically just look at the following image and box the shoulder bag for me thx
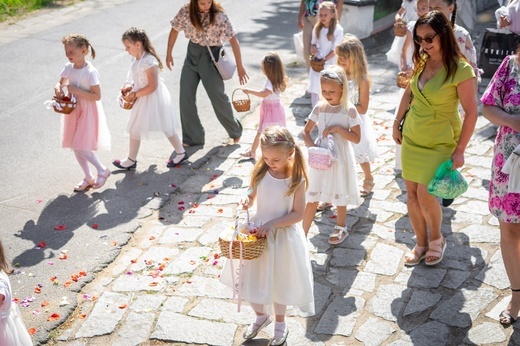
[204,36,236,80]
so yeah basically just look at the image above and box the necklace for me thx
[427,58,442,78]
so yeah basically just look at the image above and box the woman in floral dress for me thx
[481,48,520,327]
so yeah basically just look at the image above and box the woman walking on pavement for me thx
[166,0,248,147]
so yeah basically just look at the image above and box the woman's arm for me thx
[452,77,478,168]
[336,1,343,21]
[392,85,412,144]
[298,0,305,29]
[166,28,179,71]
[483,105,520,133]
[229,36,249,85]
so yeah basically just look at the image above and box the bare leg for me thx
[404,180,428,247]
[359,162,374,195]
[416,184,443,262]
[336,206,346,228]
[303,202,319,236]
[500,221,520,322]
[241,133,260,158]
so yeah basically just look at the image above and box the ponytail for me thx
[62,34,95,59]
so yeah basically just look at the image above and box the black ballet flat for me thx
[112,158,137,170]
[166,153,189,168]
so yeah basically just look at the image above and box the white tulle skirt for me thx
[352,113,378,163]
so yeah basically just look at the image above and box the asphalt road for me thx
[0,0,301,341]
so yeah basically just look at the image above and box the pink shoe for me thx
[73,179,94,192]
[93,169,111,189]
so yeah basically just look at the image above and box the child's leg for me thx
[336,206,346,228]
[74,150,94,181]
[272,303,288,344]
[359,162,374,196]
[303,202,319,236]
[244,303,271,340]
[241,133,260,158]
[116,138,140,168]
[167,133,187,164]
[76,150,106,176]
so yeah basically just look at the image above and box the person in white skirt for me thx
[336,34,378,196]
[221,126,314,345]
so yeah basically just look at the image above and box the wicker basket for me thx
[394,21,407,37]
[118,84,136,110]
[310,56,325,72]
[396,71,411,89]
[231,89,251,112]
[218,210,266,260]
[52,96,76,114]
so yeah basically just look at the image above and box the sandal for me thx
[73,179,94,192]
[404,244,428,266]
[243,315,272,340]
[328,225,348,245]
[425,236,446,265]
[500,288,520,328]
[317,201,333,211]
[360,179,374,197]
[93,169,111,189]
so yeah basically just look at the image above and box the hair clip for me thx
[321,70,342,82]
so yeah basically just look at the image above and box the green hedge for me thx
[0,0,55,22]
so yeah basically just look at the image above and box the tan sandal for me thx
[360,179,374,197]
[404,245,428,266]
[425,237,447,265]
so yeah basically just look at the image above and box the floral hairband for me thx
[321,70,342,83]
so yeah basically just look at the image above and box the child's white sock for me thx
[256,313,269,326]
[274,321,286,338]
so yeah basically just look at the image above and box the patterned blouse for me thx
[171,3,236,46]
[480,54,520,223]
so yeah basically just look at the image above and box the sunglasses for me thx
[414,33,439,44]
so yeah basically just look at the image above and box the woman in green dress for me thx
[392,11,478,266]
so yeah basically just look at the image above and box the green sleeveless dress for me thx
[401,59,475,185]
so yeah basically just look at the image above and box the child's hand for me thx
[123,91,137,103]
[241,88,250,95]
[323,126,337,137]
[238,196,250,210]
[311,45,318,55]
[256,221,273,238]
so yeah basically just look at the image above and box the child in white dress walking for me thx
[302,65,361,244]
[307,1,344,107]
[0,241,33,346]
[54,34,111,192]
[113,27,185,170]
[240,52,287,158]
[221,126,314,345]
[336,34,378,197]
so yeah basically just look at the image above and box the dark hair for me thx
[189,0,224,31]
[434,0,457,27]
[62,33,95,59]
[122,27,163,70]
[263,52,287,93]
[412,10,465,83]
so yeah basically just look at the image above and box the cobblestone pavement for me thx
[49,7,520,346]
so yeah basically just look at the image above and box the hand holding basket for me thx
[310,55,325,72]
[49,95,77,114]
[394,21,407,37]
[118,83,137,110]
[218,209,266,260]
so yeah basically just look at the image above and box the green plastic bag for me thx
[427,160,468,199]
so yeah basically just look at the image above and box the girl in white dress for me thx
[336,34,378,197]
[0,241,32,346]
[386,0,418,66]
[302,65,361,244]
[240,52,287,158]
[221,126,314,346]
[113,27,185,170]
[307,1,344,107]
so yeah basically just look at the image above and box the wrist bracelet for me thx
[394,119,400,122]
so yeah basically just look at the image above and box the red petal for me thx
[37,241,46,248]
[92,223,99,229]
[54,225,67,231]
[47,313,60,321]
[28,327,37,335]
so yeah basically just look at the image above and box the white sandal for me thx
[328,225,348,245]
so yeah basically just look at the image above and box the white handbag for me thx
[205,40,236,80]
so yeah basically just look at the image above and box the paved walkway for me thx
[49,6,519,346]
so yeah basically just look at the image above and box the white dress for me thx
[307,24,344,94]
[348,80,378,163]
[386,1,417,66]
[126,54,182,140]
[220,173,314,314]
[0,271,32,346]
[306,103,361,206]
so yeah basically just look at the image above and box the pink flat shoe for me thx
[73,179,94,192]
[93,169,111,189]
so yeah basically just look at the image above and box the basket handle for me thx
[232,88,250,103]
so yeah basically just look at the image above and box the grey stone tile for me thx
[314,296,365,336]
[365,243,403,276]
[188,298,252,324]
[129,294,167,313]
[176,275,232,299]
[407,321,450,346]
[158,226,203,244]
[114,312,155,346]
[475,250,509,289]
[406,266,447,289]
[464,322,507,344]
[370,284,411,322]
[403,290,442,316]
[354,317,396,346]
[164,246,211,275]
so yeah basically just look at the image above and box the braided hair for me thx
[122,27,164,70]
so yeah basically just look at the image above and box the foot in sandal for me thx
[425,236,447,265]
[328,225,348,245]
[404,244,428,266]
[360,179,374,197]
[240,150,255,158]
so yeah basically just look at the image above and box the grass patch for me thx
[0,0,76,23]
[373,0,402,21]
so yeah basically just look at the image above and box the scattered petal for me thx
[119,304,127,309]
[149,282,158,287]
[41,301,49,307]
[58,253,68,260]
[178,206,185,211]
[63,281,72,287]
[112,241,117,246]
[80,313,87,319]
[32,310,40,315]
[37,241,46,249]
[189,260,196,265]
[54,225,67,231]
[149,236,156,240]
[178,201,185,205]
[47,313,60,321]
[171,184,176,188]
[34,287,41,294]
[28,327,37,335]
[79,271,87,277]
[91,223,99,229]
[131,259,137,263]
[217,208,223,213]
[36,199,43,203]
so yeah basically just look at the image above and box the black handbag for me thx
[479,28,520,79]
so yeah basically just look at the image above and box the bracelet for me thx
[394,119,401,122]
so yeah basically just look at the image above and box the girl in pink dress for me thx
[0,240,32,346]
[240,52,287,159]
[54,34,111,192]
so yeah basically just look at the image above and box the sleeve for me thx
[309,104,321,123]
[264,79,273,92]
[480,55,512,108]
[333,25,344,47]
[347,106,361,128]
[171,4,188,32]
[60,63,71,79]
[218,12,237,42]
[0,277,10,308]
[87,66,101,86]
[454,60,476,85]
[144,55,159,70]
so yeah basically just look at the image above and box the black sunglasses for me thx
[414,33,439,44]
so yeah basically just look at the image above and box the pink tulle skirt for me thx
[257,99,286,133]
[61,97,111,151]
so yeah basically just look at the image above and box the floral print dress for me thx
[481,55,520,223]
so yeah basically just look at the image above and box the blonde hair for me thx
[249,126,308,197]
[0,241,12,274]
[314,2,337,41]
[122,27,164,70]
[335,34,372,90]
[320,65,350,111]
[62,33,95,59]
[262,52,287,93]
